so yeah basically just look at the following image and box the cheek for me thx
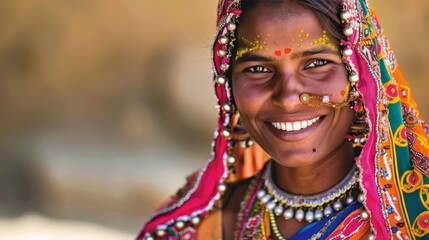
[232,80,269,115]
[233,87,253,116]
[336,108,355,135]
[330,80,351,102]
[311,69,349,103]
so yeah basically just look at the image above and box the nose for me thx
[272,72,302,111]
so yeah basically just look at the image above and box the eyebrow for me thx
[234,46,340,64]
[291,47,340,59]
[234,53,273,64]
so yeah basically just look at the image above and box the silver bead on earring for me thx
[341,11,351,21]
[359,210,369,220]
[191,216,201,225]
[343,47,353,57]
[218,35,230,45]
[349,73,359,84]
[216,75,227,85]
[222,129,231,138]
[217,49,227,57]
[227,155,236,166]
[218,183,227,193]
[358,193,365,203]
[156,229,166,237]
[222,103,232,112]
[175,221,185,230]
[343,26,354,37]
[227,22,236,31]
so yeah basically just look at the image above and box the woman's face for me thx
[231,2,354,167]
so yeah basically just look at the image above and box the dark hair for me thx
[240,0,343,46]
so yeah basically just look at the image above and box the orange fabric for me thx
[231,144,269,181]
[197,209,222,240]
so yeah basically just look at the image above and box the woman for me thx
[138,0,429,239]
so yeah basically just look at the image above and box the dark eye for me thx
[304,59,328,69]
[246,66,271,73]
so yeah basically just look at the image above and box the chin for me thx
[269,149,319,168]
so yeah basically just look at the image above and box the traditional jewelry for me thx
[257,161,359,223]
[299,84,359,109]
[268,202,352,240]
[349,104,369,148]
[269,209,287,240]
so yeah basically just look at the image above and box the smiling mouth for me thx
[271,116,321,132]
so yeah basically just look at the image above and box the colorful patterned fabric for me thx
[137,0,429,239]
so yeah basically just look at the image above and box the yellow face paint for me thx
[290,29,310,48]
[235,34,269,61]
[311,30,337,51]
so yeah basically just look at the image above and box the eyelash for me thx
[243,59,331,73]
[246,66,271,73]
[304,59,329,69]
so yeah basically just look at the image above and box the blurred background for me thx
[0,0,428,239]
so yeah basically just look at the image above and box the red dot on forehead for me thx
[284,48,292,54]
[274,50,282,56]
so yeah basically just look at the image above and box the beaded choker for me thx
[257,161,359,223]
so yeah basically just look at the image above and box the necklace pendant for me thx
[333,200,343,211]
[346,195,356,205]
[257,189,267,199]
[261,195,271,204]
[266,200,277,210]
[295,209,305,222]
[259,161,359,224]
[323,205,333,217]
[305,210,315,223]
[283,208,294,220]
[274,205,284,216]
[314,209,323,221]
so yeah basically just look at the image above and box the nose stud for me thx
[299,93,310,104]
[299,85,357,109]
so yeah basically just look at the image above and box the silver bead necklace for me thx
[257,161,359,223]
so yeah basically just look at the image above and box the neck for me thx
[273,140,355,195]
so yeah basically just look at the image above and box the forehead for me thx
[238,2,323,41]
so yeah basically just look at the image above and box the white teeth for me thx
[301,120,308,129]
[293,122,301,131]
[271,117,320,132]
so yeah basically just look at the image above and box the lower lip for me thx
[265,116,325,142]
